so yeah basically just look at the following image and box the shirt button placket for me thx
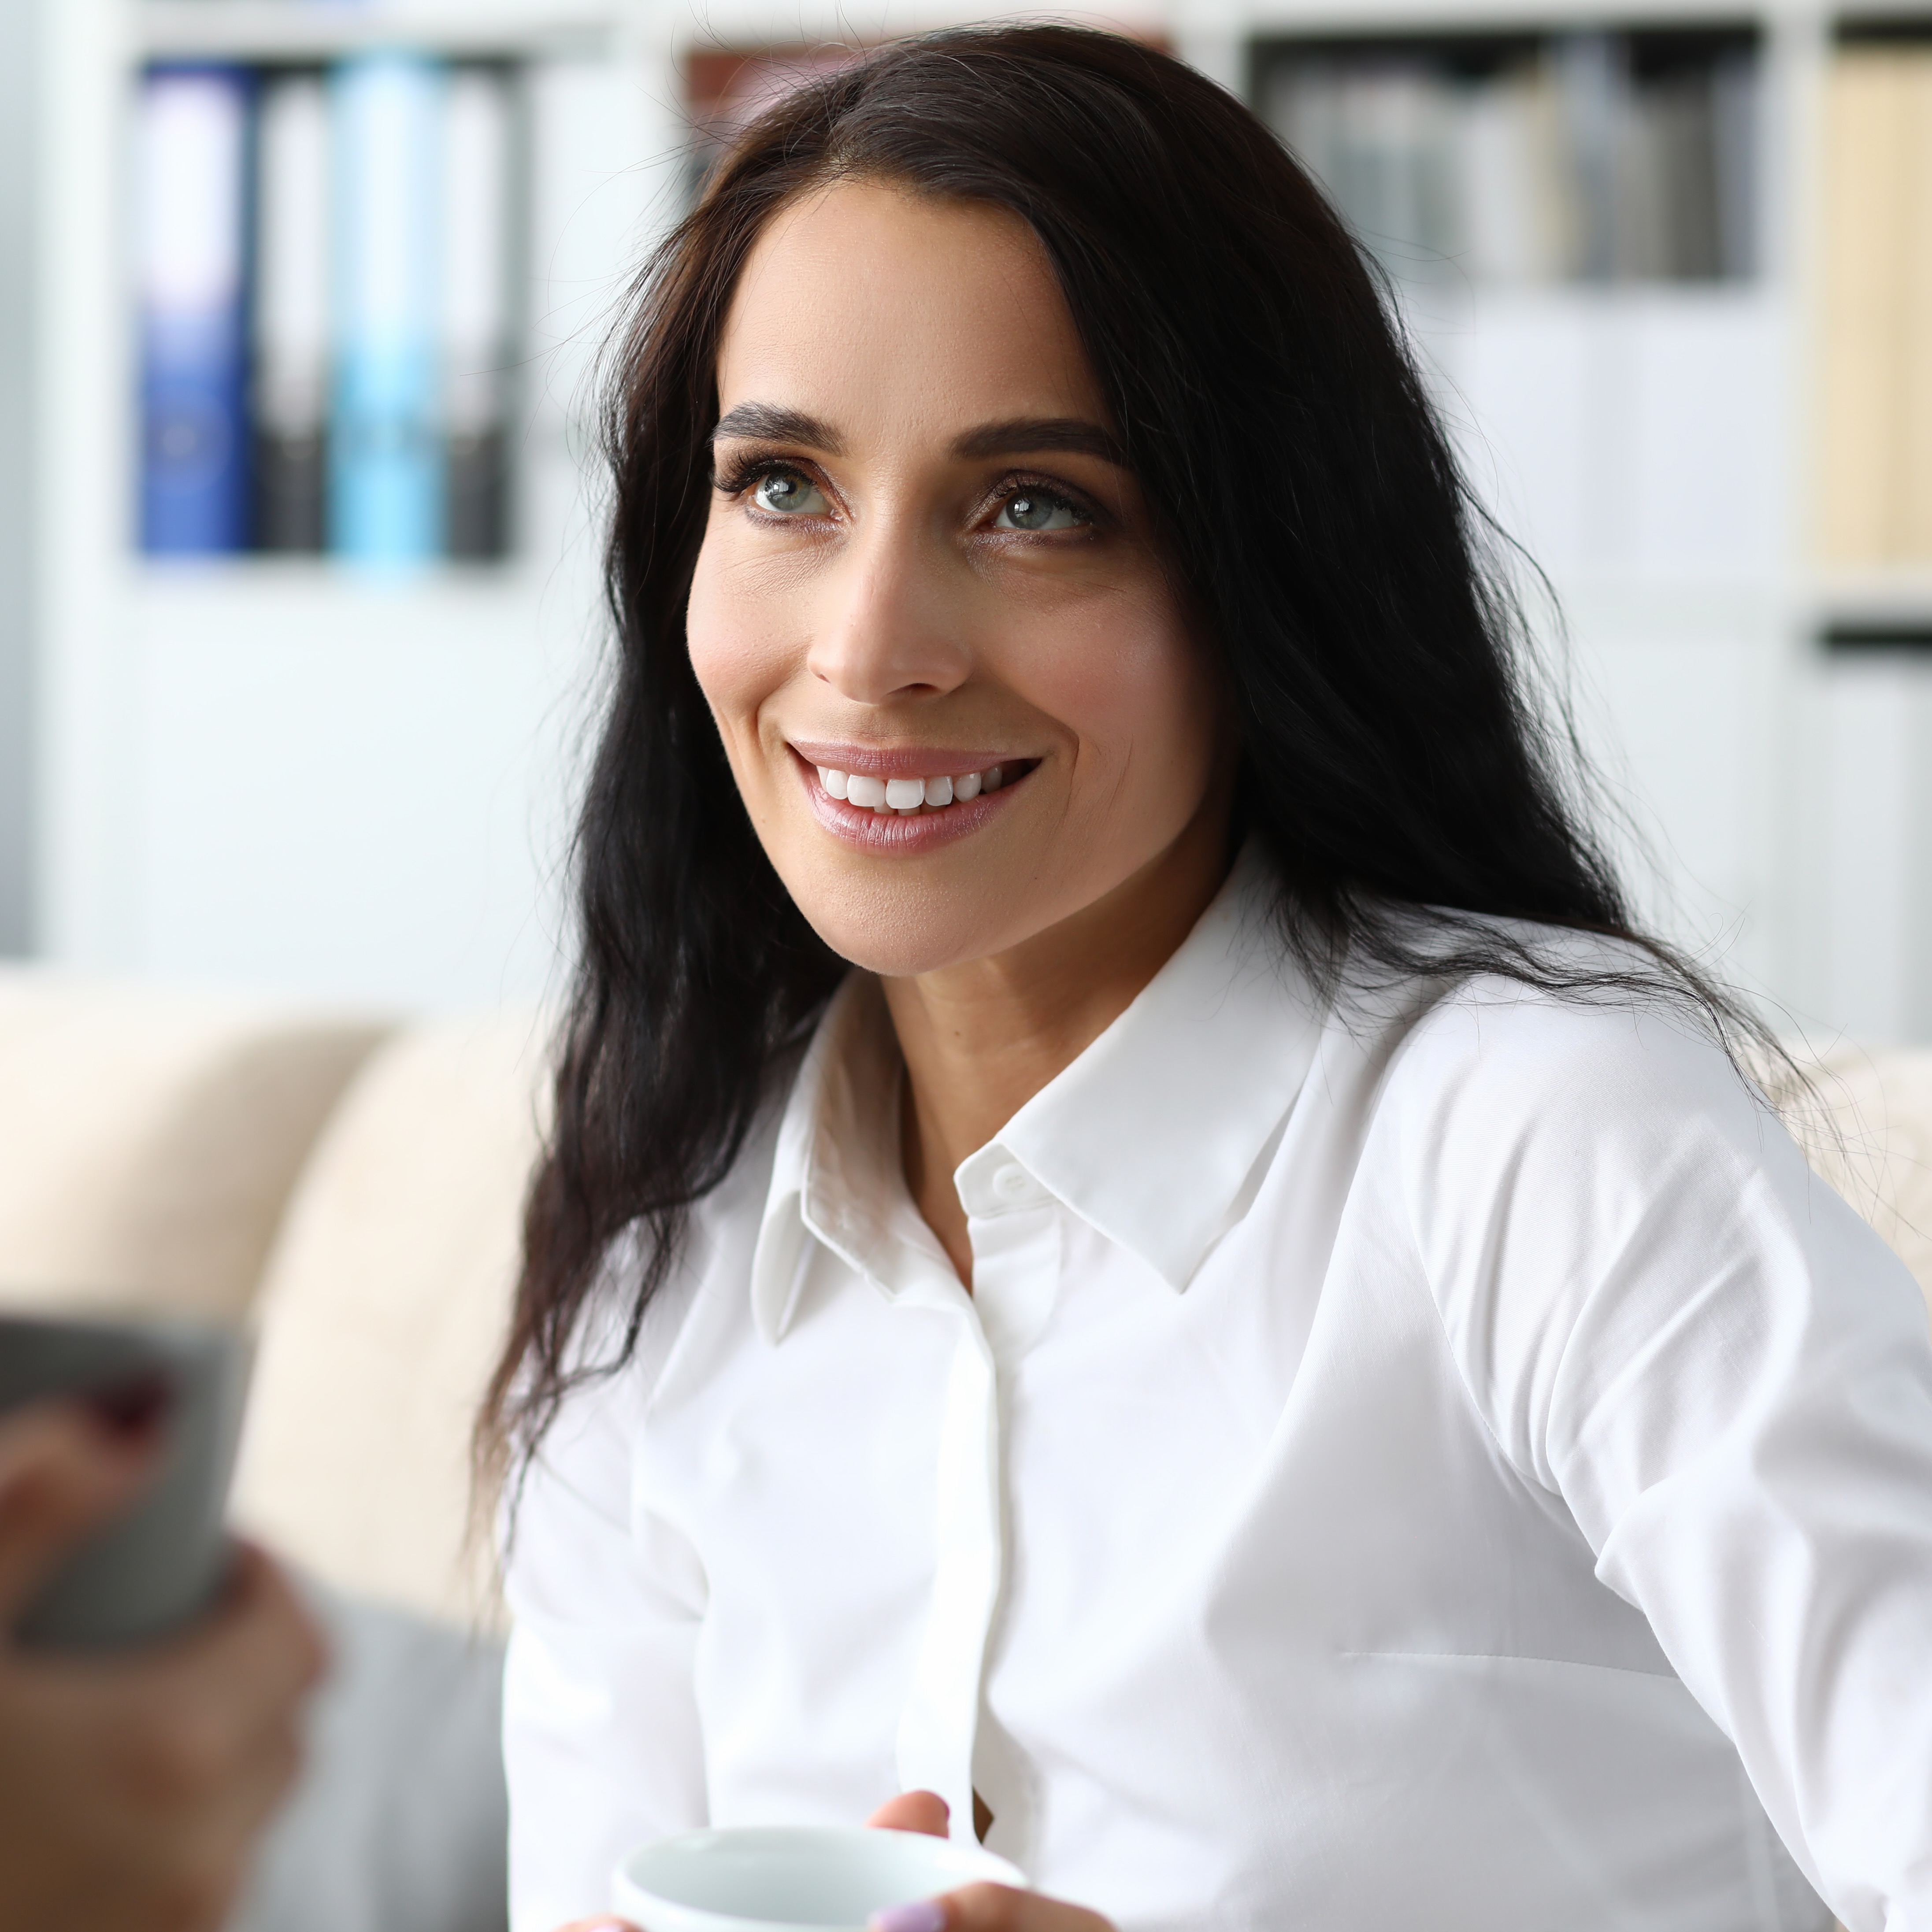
[894,1308,1002,1841]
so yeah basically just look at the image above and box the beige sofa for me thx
[0,970,552,1625]
[0,971,552,1932]
[1,968,1930,1931]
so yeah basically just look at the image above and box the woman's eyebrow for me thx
[711,403,845,453]
[709,406,1124,466]
[951,417,1125,465]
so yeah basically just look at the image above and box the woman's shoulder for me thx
[1357,924,1771,1177]
[556,1063,801,1410]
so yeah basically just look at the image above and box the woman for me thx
[493,26,1932,1932]
[0,1394,323,1932]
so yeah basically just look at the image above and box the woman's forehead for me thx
[715,179,1109,448]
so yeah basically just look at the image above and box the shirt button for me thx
[993,1163,1034,1202]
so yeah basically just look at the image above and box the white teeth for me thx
[819,760,1016,812]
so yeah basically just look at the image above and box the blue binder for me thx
[137,64,253,555]
[330,52,446,566]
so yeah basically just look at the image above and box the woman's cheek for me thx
[686,545,796,746]
[1009,597,1216,810]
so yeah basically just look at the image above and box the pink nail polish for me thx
[870,1903,946,1932]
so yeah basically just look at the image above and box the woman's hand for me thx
[551,1789,1119,1932]
[0,1396,327,1932]
[863,1791,1116,1932]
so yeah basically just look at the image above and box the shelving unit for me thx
[19,0,1932,1039]
[30,0,680,1005]
[1232,10,1800,1031]
[1229,0,1932,1044]
[134,4,622,59]
[1253,24,1761,287]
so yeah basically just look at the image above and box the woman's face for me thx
[687,179,1226,978]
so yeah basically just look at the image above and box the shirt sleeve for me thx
[500,1309,710,1932]
[1397,990,1932,1932]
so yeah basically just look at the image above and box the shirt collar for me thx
[961,842,1320,1290]
[753,971,964,1344]
[751,843,1323,1342]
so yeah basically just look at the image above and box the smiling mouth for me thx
[810,758,1038,815]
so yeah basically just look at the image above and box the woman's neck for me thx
[884,806,1235,1286]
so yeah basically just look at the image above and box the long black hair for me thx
[484,22,1765,1463]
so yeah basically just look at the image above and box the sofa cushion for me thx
[1813,1046,1932,1313]
[229,1011,550,1629]
[0,970,388,1321]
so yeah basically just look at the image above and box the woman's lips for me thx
[786,740,1016,783]
[790,745,1035,853]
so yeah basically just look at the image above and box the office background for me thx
[0,0,1925,1044]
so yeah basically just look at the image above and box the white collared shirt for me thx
[502,852,1932,1932]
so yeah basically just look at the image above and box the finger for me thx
[866,1789,951,1838]
[553,1921,642,1931]
[160,1543,329,1703]
[228,1543,330,1695]
[108,1545,327,1786]
[141,1741,300,1932]
[180,1705,308,1856]
[0,1398,164,1620]
[871,1884,1117,1932]
[79,1654,311,1887]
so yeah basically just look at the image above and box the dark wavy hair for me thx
[482,22,1767,1467]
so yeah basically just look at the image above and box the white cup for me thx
[612,1825,1026,1932]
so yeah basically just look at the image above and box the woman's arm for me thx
[1402,993,1932,1929]
[503,1363,710,1932]
[0,1397,325,1932]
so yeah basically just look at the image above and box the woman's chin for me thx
[797,884,1027,981]
[810,925,995,981]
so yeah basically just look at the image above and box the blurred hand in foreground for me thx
[0,1395,326,1932]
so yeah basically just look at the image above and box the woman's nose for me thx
[805,520,972,707]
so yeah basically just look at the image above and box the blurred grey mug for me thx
[0,1309,248,1648]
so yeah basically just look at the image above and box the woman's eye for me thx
[751,470,829,516]
[993,489,1086,533]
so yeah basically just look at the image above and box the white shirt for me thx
[502,850,1932,1932]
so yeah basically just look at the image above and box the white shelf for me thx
[1810,574,1932,628]
[126,555,556,613]
[1238,0,1822,33]
[1831,3,1932,26]
[136,1,622,62]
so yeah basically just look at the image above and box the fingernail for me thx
[870,1904,947,1932]
[83,1370,173,1442]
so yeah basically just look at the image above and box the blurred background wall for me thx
[0,0,38,958]
[4,0,1928,1042]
